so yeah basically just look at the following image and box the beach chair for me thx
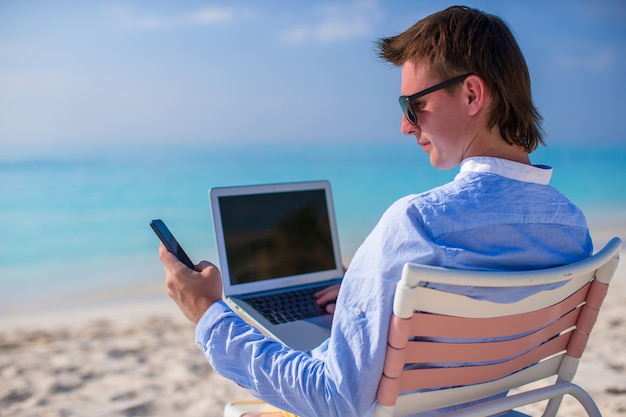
[224,237,622,417]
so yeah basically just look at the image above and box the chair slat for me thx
[585,280,609,309]
[409,282,589,339]
[397,333,569,392]
[404,307,579,363]
[568,329,591,359]
[392,357,564,415]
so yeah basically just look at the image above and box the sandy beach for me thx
[1,224,625,417]
[0,294,258,417]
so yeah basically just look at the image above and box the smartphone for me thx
[150,219,195,269]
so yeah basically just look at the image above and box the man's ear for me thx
[464,75,487,116]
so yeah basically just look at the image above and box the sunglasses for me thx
[399,73,473,125]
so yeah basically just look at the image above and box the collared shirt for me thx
[195,157,592,417]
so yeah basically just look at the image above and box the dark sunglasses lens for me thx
[399,98,417,125]
[407,105,417,125]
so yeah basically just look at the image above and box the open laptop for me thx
[209,180,343,352]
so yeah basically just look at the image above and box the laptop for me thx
[209,180,343,352]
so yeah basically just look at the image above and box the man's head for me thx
[378,5,543,154]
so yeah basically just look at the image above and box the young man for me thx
[160,6,592,416]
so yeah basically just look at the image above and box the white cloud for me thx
[277,0,383,44]
[114,6,234,30]
[188,8,234,25]
[316,15,370,42]
[279,25,311,45]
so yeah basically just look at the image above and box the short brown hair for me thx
[378,6,544,152]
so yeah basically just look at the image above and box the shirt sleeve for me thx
[195,198,432,417]
[196,301,346,416]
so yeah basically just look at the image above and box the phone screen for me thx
[150,219,195,269]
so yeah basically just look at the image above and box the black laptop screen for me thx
[218,189,336,285]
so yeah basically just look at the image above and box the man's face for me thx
[399,59,470,170]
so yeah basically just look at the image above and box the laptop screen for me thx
[217,189,336,285]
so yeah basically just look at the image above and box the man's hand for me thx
[315,283,340,314]
[159,243,223,324]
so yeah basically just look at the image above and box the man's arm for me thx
[157,198,428,417]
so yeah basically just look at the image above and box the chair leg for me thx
[541,395,563,417]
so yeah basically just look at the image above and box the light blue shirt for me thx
[195,157,592,417]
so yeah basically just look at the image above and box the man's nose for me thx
[400,115,419,136]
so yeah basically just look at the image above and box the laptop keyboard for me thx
[245,284,330,325]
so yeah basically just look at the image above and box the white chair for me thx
[224,237,622,417]
[374,237,621,417]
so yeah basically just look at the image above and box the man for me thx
[160,6,592,416]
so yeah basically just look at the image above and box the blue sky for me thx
[1,0,625,153]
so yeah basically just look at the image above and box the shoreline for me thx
[2,216,623,323]
[0,287,178,332]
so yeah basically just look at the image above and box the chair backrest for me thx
[374,237,622,417]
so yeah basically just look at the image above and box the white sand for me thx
[1,224,625,417]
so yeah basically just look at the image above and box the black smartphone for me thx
[150,219,195,269]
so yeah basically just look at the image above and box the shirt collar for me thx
[455,157,552,185]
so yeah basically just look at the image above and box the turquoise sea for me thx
[1,140,625,313]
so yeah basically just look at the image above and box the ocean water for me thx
[1,140,625,312]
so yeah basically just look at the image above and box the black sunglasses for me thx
[398,73,473,125]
